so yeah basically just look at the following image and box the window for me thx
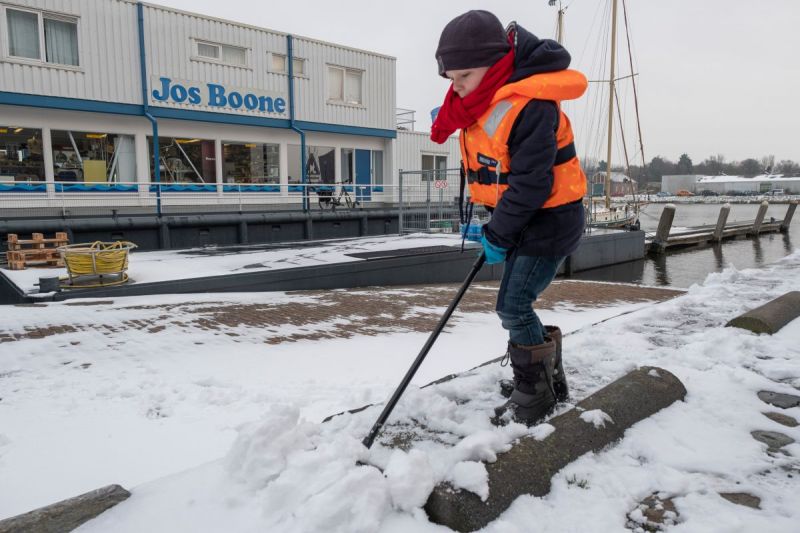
[222,142,280,184]
[6,8,79,66]
[195,40,247,67]
[288,145,335,185]
[327,66,362,105]
[372,151,383,185]
[271,53,305,75]
[51,131,137,183]
[147,137,215,184]
[0,127,45,182]
[421,154,448,181]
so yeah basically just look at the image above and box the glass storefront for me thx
[52,130,137,183]
[222,142,280,184]
[148,137,215,183]
[0,126,45,182]
[288,145,335,185]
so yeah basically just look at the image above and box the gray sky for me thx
[153,0,800,166]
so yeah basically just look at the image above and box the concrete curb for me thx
[726,291,800,334]
[0,484,130,533]
[424,366,687,532]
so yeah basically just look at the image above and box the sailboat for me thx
[550,0,645,230]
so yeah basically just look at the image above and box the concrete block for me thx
[425,367,686,532]
[726,291,800,334]
[0,484,130,533]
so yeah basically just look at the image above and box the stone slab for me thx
[0,484,130,533]
[424,367,687,532]
[758,390,800,409]
[726,291,800,334]
[751,430,795,451]
[719,492,761,509]
[763,412,799,427]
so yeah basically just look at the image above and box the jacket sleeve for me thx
[483,99,559,249]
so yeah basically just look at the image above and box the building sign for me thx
[151,77,287,115]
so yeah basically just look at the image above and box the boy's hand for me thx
[480,234,508,265]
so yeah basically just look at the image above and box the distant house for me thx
[591,172,635,197]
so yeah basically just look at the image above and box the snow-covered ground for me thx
[1,251,799,532]
[2,234,467,294]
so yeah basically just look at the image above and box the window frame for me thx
[270,53,306,77]
[191,38,249,68]
[3,5,81,69]
[421,153,448,182]
[326,64,364,107]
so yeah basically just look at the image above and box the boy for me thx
[430,10,587,425]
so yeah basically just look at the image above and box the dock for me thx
[647,200,797,254]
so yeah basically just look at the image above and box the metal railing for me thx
[0,181,394,218]
[397,169,489,235]
[0,171,492,228]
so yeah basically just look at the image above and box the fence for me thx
[397,168,490,236]
[0,172,492,231]
[0,181,394,219]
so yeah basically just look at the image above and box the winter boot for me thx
[493,339,557,426]
[545,325,569,402]
[499,325,569,402]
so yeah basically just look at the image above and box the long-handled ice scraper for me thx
[362,252,487,449]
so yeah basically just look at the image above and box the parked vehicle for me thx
[699,189,718,196]
[676,189,694,197]
[765,189,785,196]
[656,191,671,197]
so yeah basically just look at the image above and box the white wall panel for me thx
[1,0,396,131]
[395,131,459,173]
[0,0,141,104]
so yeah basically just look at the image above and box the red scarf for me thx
[430,43,515,144]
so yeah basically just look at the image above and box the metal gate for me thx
[398,169,490,235]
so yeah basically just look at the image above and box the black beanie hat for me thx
[435,10,511,77]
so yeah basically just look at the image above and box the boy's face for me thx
[445,67,490,98]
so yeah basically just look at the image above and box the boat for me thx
[550,0,646,230]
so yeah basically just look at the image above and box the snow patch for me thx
[529,423,556,440]
[580,409,614,429]
[384,449,435,512]
[448,461,489,501]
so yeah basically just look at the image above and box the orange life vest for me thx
[460,69,588,209]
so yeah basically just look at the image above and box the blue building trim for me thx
[148,105,291,129]
[0,91,143,116]
[0,90,396,138]
[296,120,396,139]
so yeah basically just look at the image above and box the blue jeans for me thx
[496,253,565,346]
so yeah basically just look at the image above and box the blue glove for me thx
[481,234,508,265]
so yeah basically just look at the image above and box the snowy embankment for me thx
[0,282,662,521]
[76,252,800,532]
[1,252,799,532]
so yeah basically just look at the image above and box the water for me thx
[574,202,798,288]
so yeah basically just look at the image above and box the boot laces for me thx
[500,348,510,367]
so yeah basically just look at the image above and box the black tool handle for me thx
[362,252,487,449]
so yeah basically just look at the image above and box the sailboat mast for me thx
[605,0,619,209]
[556,3,564,44]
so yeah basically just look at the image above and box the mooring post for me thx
[713,203,730,242]
[780,201,797,233]
[652,203,675,253]
[751,200,769,235]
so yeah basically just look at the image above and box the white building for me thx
[660,175,703,194]
[0,0,459,211]
[663,174,800,195]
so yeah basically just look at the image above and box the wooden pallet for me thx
[5,232,68,270]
